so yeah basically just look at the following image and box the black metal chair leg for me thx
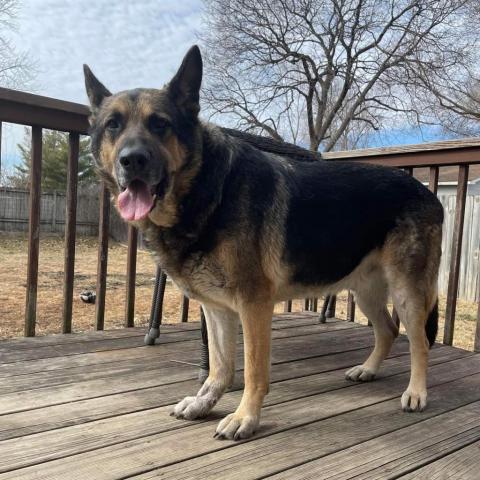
[198,307,210,383]
[144,266,166,345]
[319,295,329,323]
[326,295,337,318]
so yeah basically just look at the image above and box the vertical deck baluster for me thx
[125,225,138,327]
[475,303,480,352]
[283,300,292,313]
[62,133,79,333]
[95,182,110,330]
[24,126,43,337]
[444,165,469,345]
[0,122,3,179]
[429,166,439,194]
[347,291,355,322]
[180,295,190,323]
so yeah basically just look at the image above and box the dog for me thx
[84,45,444,440]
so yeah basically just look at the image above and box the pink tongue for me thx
[117,181,154,221]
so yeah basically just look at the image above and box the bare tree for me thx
[401,2,480,137]
[0,0,33,89]
[201,0,473,152]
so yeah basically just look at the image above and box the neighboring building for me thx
[415,165,480,195]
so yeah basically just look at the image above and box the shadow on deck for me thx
[0,313,479,479]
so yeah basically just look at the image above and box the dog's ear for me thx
[83,64,111,112]
[168,45,202,117]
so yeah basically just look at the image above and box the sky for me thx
[1,0,204,170]
[0,0,444,171]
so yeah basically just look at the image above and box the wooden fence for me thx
[0,187,99,235]
[439,195,480,302]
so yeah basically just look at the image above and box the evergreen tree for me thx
[11,128,96,191]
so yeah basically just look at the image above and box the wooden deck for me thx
[0,313,479,479]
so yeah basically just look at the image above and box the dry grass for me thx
[0,232,477,350]
[0,232,201,338]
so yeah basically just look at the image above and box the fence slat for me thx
[95,183,110,331]
[125,225,138,327]
[62,133,79,333]
[24,126,42,337]
[429,166,439,194]
[444,165,469,345]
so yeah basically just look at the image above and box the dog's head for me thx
[84,46,203,225]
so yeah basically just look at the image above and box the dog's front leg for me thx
[215,302,273,440]
[172,304,239,420]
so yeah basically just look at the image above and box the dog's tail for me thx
[425,299,439,348]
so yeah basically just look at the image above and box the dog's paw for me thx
[345,365,376,382]
[214,412,259,441]
[401,388,427,412]
[171,394,216,420]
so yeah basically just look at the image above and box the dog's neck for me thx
[139,123,236,261]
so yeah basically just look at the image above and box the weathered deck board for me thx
[0,313,477,479]
[398,440,480,479]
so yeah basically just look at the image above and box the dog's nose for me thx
[118,147,150,171]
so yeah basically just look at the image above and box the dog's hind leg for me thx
[390,284,433,412]
[384,223,441,412]
[171,304,239,420]
[345,272,398,382]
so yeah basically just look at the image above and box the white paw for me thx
[171,394,217,420]
[345,365,376,382]
[214,412,260,441]
[401,388,427,412]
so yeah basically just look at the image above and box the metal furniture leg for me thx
[198,307,210,383]
[319,295,329,323]
[144,266,167,345]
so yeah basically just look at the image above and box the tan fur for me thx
[149,136,200,227]
[215,301,273,439]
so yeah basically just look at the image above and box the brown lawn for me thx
[0,232,477,351]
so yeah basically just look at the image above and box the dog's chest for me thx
[153,246,233,306]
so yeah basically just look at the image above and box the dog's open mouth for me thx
[117,180,157,221]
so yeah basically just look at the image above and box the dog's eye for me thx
[148,115,169,133]
[106,118,120,130]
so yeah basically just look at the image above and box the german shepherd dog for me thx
[84,46,443,440]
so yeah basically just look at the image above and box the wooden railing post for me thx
[95,182,110,331]
[0,121,2,179]
[125,225,138,328]
[283,300,292,313]
[429,166,439,194]
[25,126,42,337]
[347,291,355,322]
[475,301,480,353]
[62,133,79,333]
[444,165,469,345]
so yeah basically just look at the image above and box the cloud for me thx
[1,0,204,169]
[12,0,203,102]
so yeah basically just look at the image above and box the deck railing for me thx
[1,87,479,352]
